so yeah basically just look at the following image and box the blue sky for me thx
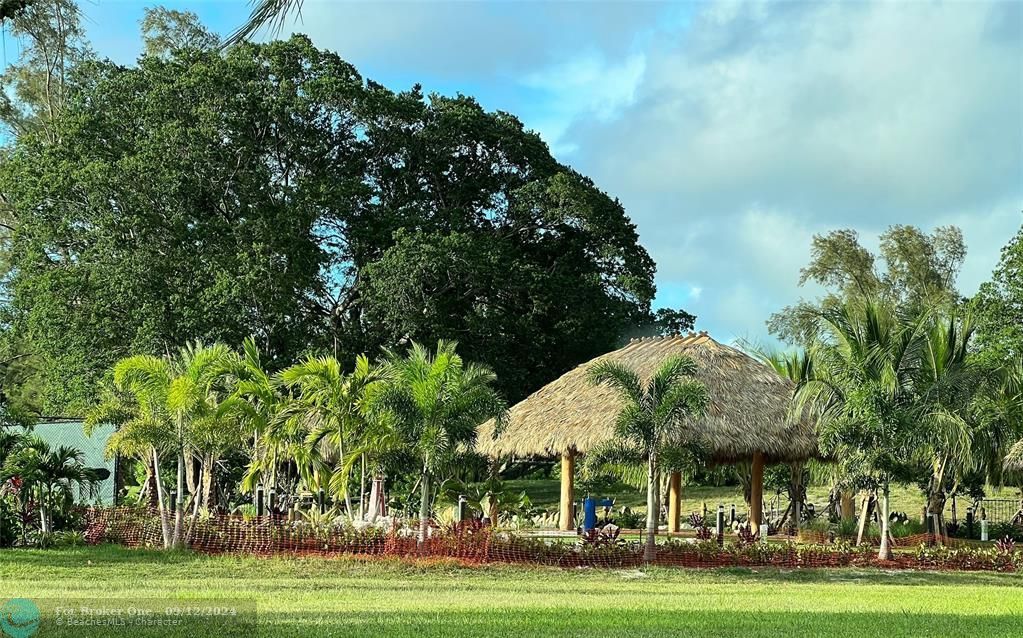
[5,0,1021,346]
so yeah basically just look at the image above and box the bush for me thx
[889,519,927,539]
[987,522,1023,542]
[915,544,1021,572]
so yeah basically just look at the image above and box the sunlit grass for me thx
[0,545,1020,637]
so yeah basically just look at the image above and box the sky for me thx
[7,0,1022,346]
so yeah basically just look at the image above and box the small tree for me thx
[371,341,507,542]
[795,298,927,559]
[101,342,237,548]
[281,354,382,519]
[1,436,100,534]
[587,355,708,562]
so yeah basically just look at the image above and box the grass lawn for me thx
[0,546,1021,637]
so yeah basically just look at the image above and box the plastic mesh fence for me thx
[83,508,1020,572]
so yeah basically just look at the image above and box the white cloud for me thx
[563,1,1022,342]
[260,0,1021,345]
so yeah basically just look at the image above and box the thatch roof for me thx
[477,332,819,464]
[1004,440,1023,472]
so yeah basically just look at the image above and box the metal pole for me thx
[256,485,265,517]
[716,504,725,547]
[457,495,467,522]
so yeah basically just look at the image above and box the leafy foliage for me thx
[972,223,1023,365]
[587,354,708,560]
[769,225,965,345]
[1,30,660,413]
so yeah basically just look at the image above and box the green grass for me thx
[506,478,1021,519]
[1,545,1021,637]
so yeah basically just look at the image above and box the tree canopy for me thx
[972,223,1023,365]
[769,225,965,345]
[0,23,660,413]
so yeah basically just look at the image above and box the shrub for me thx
[735,523,758,546]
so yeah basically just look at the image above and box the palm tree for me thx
[794,298,928,559]
[107,342,237,547]
[280,353,382,519]
[226,0,303,45]
[227,338,306,499]
[985,357,1023,483]
[371,341,507,542]
[106,354,176,546]
[1,436,101,533]
[587,355,708,562]
[914,314,980,533]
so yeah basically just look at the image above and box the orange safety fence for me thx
[83,507,1021,573]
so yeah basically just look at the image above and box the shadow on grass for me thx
[0,545,207,570]
[23,608,1023,638]
[2,545,1020,589]
[682,565,1023,587]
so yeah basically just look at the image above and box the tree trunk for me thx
[644,453,658,563]
[339,439,354,520]
[39,485,49,534]
[418,468,431,544]
[359,454,367,521]
[201,455,215,511]
[840,490,855,522]
[856,491,875,546]
[185,450,198,498]
[140,454,155,507]
[926,459,948,536]
[878,483,893,561]
[172,449,185,549]
[367,476,381,523]
[152,447,172,548]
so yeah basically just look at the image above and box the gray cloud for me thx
[279,0,1021,344]
[557,0,1022,342]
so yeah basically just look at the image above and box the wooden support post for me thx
[559,448,575,531]
[750,452,765,536]
[667,471,682,533]
[840,490,855,522]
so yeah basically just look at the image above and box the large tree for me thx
[1,36,362,412]
[972,223,1023,365]
[769,225,965,345]
[0,0,90,140]
[2,32,659,413]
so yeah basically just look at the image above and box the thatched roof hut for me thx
[477,331,818,533]
[1004,440,1023,472]
[477,331,817,463]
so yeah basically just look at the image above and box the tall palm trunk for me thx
[878,482,893,560]
[926,456,948,536]
[359,454,367,520]
[151,447,172,548]
[338,439,354,519]
[38,485,50,534]
[644,451,658,563]
[172,449,185,548]
[418,466,431,544]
